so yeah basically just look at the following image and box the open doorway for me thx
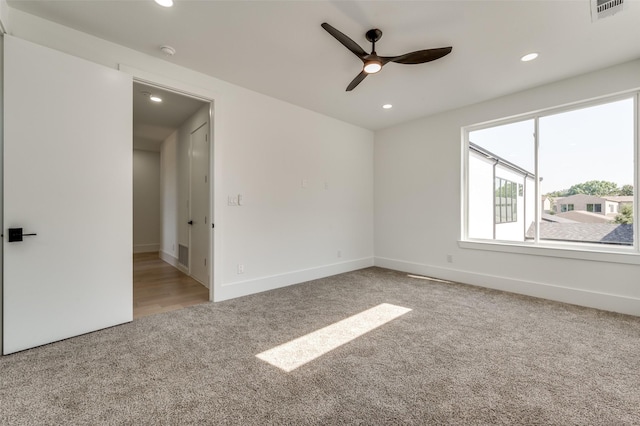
[132,81,212,319]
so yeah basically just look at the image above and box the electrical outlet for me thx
[228,196,238,206]
[237,263,245,274]
[337,250,342,258]
[301,178,308,188]
[447,254,453,263]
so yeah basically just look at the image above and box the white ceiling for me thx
[133,81,207,150]
[7,1,640,131]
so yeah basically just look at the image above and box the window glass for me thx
[466,96,635,248]
[468,120,534,241]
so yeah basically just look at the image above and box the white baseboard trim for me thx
[133,244,160,254]
[214,257,374,302]
[158,251,206,287]
[374,257,640,317]
[159,250,179,268]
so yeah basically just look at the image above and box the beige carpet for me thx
[1,267,639,425]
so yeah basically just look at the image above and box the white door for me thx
[189,123,210,286]
[3,36,132,354]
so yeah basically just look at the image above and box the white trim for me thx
[159,250,179,268]
[215,257,374,302]
[374,256,640,316]
[133,243,160,254]
[458,240,640,265]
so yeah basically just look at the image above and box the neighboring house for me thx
[603,195,633,213]
[552,194,633,219]
[468,142,535,241]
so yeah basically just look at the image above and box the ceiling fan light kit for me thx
[321,22,452,91]
[363,60,382,74]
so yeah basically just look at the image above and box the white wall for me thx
[160,131,178,263]
[467,153,494,239]
[375,59,640,316]
[7,9,374,302]
[133,149,160,253]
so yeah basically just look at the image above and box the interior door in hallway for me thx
[189,122,210,287]
[3,36,133,354]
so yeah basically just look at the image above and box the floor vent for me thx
[178,244,189,267]
[591,0,626,22]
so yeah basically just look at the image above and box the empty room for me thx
[1,1,639,424]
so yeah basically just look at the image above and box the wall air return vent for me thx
[178,244,189,268]
[591,0,626,22]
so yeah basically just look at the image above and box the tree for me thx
[614,204,633,224]
[545,189,569,198]
[566,180,620,197]
[619,184,634,196]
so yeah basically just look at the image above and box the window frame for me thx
[461,91,639,261]
[495,177,518,224]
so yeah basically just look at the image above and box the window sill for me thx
[458,240,640,265]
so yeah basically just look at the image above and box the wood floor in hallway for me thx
[133,252,209,319]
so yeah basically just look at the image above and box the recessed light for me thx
[150,95,163,103]
[154,0,173,7]
[521,53,539,62]
[382,104,393,109]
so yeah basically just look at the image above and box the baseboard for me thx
[215,257,375,302]
[374,257,640,317]
[133,243,160,254]
[159,250,179,268]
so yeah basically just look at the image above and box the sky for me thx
[469,97,634,194]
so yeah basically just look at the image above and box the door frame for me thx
[123,65,218,301]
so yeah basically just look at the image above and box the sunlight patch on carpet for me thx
[256,303,411,372]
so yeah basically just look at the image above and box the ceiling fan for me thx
[321,22,453,91]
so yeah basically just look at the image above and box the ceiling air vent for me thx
[591,0,626,22]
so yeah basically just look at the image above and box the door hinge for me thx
[212,223,215,229]
[205,216,207,224]
[204,258,207,266]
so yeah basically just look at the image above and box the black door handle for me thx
[8,227,37,242]
[188,220,193,225]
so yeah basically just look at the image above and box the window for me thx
[466,95,636,248]
[586,203,602,213]
[495,178,517,223]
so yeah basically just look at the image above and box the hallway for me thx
[133,252,209,319]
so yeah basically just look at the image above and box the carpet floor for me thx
[1,267,639,425]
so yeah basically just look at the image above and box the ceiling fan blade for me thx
[346,71,368,91]
[382,47,452,65]
[321,23,368,59]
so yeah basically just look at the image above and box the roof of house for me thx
[541,213,578,223]
[468,142,533,177]
[554,210,613,223]
[553,194,634,204]
[603,196,634,203]
[525,222,633,245]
